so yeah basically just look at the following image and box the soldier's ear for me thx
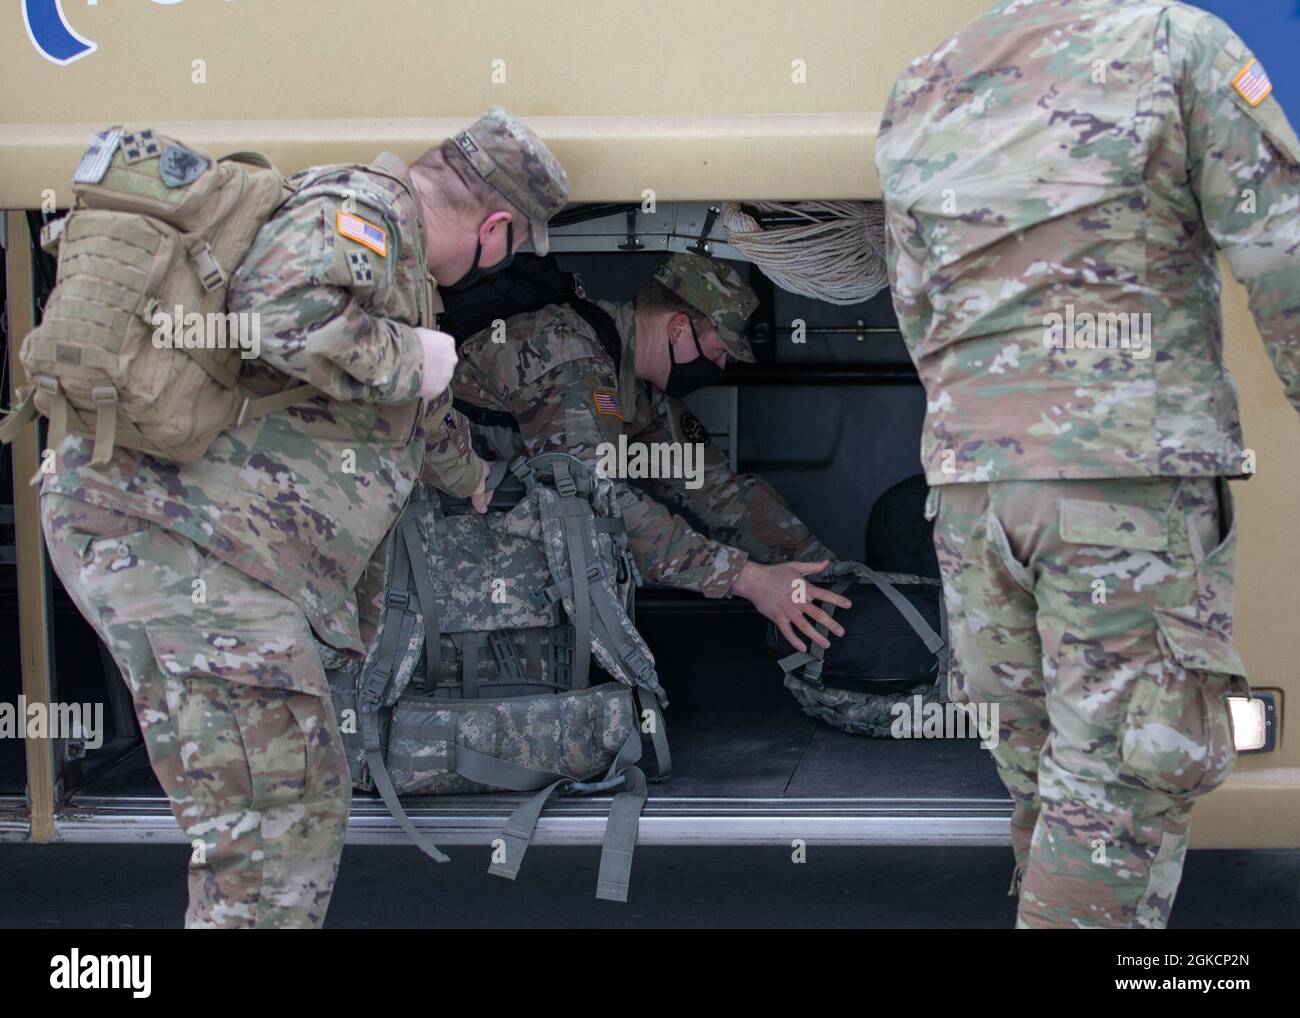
[477,210,512,244]
[669,312,691,343]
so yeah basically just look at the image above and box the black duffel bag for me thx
[769,561,950,735]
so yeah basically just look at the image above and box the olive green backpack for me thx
[0,125,317,467]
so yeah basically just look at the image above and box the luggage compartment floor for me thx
[637,610,1006,799]
[68,610,1007,803]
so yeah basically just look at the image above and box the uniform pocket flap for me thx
[144,624,327,697]
[1060,499,1168,551]
[1154,607,1248,679]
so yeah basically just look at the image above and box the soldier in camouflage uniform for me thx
[454,252,850,653]
[875,0,1300,927]
[39,107,569,927]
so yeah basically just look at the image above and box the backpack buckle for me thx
[624,648,654,681]
[553,460,577,498]
[189,240,227,292]
[359,667,390,705]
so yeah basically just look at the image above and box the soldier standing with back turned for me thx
[876,0,1300,927]
[39,108,569,928]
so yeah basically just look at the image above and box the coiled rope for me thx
[722,200,890,306]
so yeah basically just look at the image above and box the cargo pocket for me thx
[47,499,150,559]
[950,506,1037,704]
[145,623,327,697]
[1059,497,1169,552]
[172,677,315,819]
[1118,608,1243,798]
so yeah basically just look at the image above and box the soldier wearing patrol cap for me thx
[454,251,851,654]
[876,0,1300,928]
[39,107,569,927]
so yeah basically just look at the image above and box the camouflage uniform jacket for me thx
[453,300,834,597]
[42,153,480,654]
[875,0,1300,485]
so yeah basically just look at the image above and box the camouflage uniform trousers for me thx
[931,476,1246,929]
[41,493,352,928]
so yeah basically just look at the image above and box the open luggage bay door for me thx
[1,0,1296,859]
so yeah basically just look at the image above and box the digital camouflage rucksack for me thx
[0,126,318,467]
[329,452,669,902]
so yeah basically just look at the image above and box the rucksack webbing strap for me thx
[358,513,446,861]
[361,704,450,864]
[936,596,951,700]
[0,391,38,446]
[636,685,672,781]
[460,632,486,700]
[550,460,592,691]
[239,383,323,424]
[478,719,647,901]
[859,565,945,655]
[400,514,442,687]
[453,397,520,432]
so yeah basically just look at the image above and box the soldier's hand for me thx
[416,328,458,399]
[469,458,494,515]
[732,559,851,653]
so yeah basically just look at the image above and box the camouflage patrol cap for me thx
[654,253,759,362]
[452,106,569,256]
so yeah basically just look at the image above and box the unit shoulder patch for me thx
[119,128,162,164]
[591,388,623,420]
[678,411,708,444]
[1232,58,1273,108]
[159,144,208,188]
[347,249,375,288]
[336,208,388,257]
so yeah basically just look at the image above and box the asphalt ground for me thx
[1,842,1296,929]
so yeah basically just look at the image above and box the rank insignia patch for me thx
[1232,59,1273,108]
[347,249,375,287]
[592,388,623,419]
[337,209,387,257]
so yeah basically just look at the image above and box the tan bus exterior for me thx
[1,0,1294,850]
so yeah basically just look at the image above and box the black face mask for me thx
[443,221,514,291]
[663,319,725,398]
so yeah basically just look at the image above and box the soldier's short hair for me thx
[412,140,525,222]
[635,280,712,331]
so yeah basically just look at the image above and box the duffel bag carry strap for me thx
[777,565,947,685]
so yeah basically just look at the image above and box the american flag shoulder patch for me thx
[1232,58,1273,108]
[592,388,623,419]
[336,209,387,257]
